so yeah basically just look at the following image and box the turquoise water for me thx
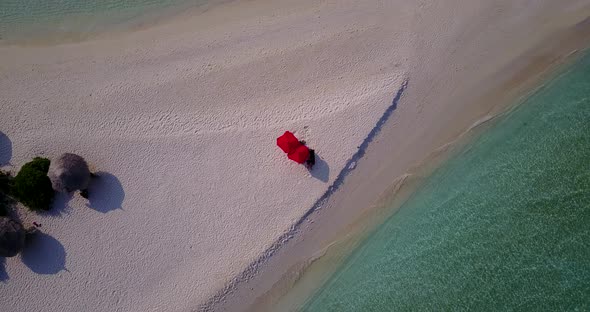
[303,53,590,311]
[0,0,200,41]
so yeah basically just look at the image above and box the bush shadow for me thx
[309,153,329,183]
[0,257,7,282]
[86,172,124,213]
[21,232,66,275]
[41,192,74,217]
[0,132,12,166]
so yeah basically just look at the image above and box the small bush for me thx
[12,157,54,211]
[21,157,50,173]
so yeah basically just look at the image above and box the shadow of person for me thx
[0,257,8,282]
[309,153,329,183]
[0,132,12,166]
[21,232,66,275]
[86,172,124,213]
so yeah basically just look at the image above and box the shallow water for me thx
[302,52,590,311]
[0,0,200,41]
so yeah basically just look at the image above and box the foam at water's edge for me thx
[251,39,590,312]
[303,49,590,312]
[216,13,590,308]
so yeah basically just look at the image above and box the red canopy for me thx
[277,131,302,154]
[288,145,310,164]
[277,131,310,164]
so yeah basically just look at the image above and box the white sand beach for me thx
[1,0,589,311]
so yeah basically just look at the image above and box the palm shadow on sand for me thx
[21,232,66,275]
[309,152,329,183]
[0,131,12,166]
[86,172,124,213]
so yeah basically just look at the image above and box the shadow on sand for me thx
[0,257,7,282]
[200,79,410,309]
[21,232,66,275]
[45,172,125,215]
[86,172,124,213]
[43,192,74,217]
[309,153,329,183]
[0,132,12,166]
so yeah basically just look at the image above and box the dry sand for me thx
[0,0,589,311]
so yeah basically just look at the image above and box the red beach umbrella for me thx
[287,145,310,164]
[277,131,302,154]
[277,131,310,164]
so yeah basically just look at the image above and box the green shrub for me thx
[12,157,54,211]
[21,157,50,173]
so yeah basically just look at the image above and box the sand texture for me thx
[1,0,590,311]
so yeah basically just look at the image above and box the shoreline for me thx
[213,8,590,312]
[279,47,590,312]
[0,0,218,46]
[295,46,590,311]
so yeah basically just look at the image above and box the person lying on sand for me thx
[299,140,316,169]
